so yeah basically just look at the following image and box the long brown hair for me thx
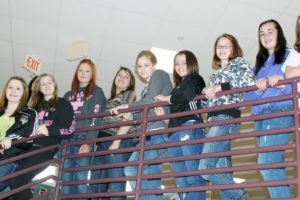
[109,66,135,100]
[71,59,96,99]
[0,76,28,115]
[212,33,243,69]
[30,74,58,111]
[255,19,287,75]
[173,50,199,87]
[295,15,300,53]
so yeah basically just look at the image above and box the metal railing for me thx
[1,77,300,199]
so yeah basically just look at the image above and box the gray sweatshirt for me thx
[64,85,106,139]
[129,69,172,131]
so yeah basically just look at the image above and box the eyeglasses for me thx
[216,45,232,49]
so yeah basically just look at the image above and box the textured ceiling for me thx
[0,0,299,97]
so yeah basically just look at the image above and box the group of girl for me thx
[0,15,299,200]
[0,74,75,200]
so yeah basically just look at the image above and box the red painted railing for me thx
[1,77,300,199]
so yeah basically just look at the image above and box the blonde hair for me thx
[30,74,58,111]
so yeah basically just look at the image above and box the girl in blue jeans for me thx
[111,50,172,200]
[63,59,106,199]
[90,67,137,200]
[244,19,293,199]
[199,34,255,200]
[155,50,207,200]
[0,77,38,194]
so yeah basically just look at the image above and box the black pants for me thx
[8,147,56,200]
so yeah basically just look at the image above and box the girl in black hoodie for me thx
[0,76,38,193]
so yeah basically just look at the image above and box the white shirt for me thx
[281,48,300,72]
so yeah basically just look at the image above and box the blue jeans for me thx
[124,134,167,200]
[0,162,18,192]
[255,105,293,199]
[90,138,133,200]
[198,114,245,200]
[168,120,206,200]
[62,134,92,200]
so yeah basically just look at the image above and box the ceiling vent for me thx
[67,40,89,61]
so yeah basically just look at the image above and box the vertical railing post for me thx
[292,79,300,198]
[134,106,149,200]
[54,141,67,200]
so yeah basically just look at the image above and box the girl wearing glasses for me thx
[198,33,254,200]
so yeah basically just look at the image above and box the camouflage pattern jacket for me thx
[202,57,255,116]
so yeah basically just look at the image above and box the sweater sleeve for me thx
[231,58,255,89]
[7,108,38,149]
[129,70,170,107]
[47,99,75,138]
[87,87,106,139]
[7,109,38,140]
[221,58,255,92]
[170,74,206,104]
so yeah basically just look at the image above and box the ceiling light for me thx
[67,40,89,61]
[151,47,177,74]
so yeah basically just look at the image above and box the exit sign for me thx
[23,54,41,75]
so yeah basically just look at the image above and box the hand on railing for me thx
[0,134,46,152]
[268,75,284,86]
[155,95,171,103]
[202,85,221,99]
[268,75,285,89]
[110,104,129,115]
[255,78,268,94]
[255,75,285,94]
[0,137,12,153]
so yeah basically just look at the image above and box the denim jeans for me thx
[168,120,206,200]
[255,105,293,199]
[0,162,18,192]
[198,114,244,200]
[90,139,133,200]
[62,134,92,200]
[124,134,168,200]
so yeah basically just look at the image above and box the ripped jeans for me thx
[198,114,244,200]
[167,120,206,200]
[255,104,293,199]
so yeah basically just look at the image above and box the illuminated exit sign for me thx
[23,54,41,75]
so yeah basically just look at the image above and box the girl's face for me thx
[115,69,131,91]
[174,54,188,78]
[77,63,92,87]
[136,56,155,82]
[39,76,55,100]
[259,22,278,55]
[216,37,233,63]
[6,79,24,103]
